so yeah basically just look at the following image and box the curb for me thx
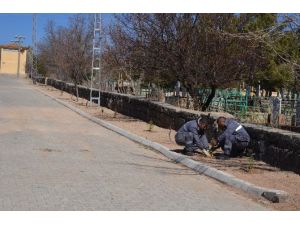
[36,87,288,203]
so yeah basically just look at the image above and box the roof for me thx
[0,43,29,51]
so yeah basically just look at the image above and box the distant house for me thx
[0,43,28,76]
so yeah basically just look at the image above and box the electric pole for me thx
[89,13,102,106]
[31,13,38,84]
[11,35,25,78]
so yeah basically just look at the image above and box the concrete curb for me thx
[36,87,288,203]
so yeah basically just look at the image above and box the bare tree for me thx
[104,14,259,110]
[39,14,93,100]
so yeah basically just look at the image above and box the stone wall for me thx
[37,77,300,175]
[245,123,300,174]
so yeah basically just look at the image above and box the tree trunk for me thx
[201,86,216,111]
[186,84,200,110]
[60,84,64,96]
[75,83,79,102]
[268,89,272,97]
[192,95,200,110]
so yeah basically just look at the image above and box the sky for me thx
[0,13,114,46]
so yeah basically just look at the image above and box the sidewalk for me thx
[33,82,300,210]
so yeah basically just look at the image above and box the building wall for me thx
[0,48,27,76]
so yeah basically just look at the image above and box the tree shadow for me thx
[125,151,173,163]
[117,162,197,175]
[170,148,279,173]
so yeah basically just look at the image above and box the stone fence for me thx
[37,77,300,175]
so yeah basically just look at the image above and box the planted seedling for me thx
[147,120,155,132]
[113,111,117,118]
[247,154,255,173]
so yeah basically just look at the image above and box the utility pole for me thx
[31,13,38,84]
[89,13,102,106]
[11,35,25,78]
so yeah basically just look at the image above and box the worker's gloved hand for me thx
[210,138,218,147]
[209,143,220,153]
[201,149,212,157]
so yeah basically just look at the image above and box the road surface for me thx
[0,75,267,210]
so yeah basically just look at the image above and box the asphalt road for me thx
[0,75,267,210]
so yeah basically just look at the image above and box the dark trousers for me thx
[175,132,208,152]
[219,136,249,156]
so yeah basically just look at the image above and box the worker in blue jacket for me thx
[214,117,250,160]
[175,117,210,156]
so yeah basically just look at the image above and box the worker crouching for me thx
[175,117,210,156]
[214,117,250,160]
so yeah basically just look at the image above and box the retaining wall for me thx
[37,77,300,175]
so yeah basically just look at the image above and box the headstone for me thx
[175,80,180,96]
[246,86,250,97]
[278,114,286,126]
[158,90,165,103]
[291,115,296,127]
[270,96,281,126]
[256,81,261,97]
[261,89,266,97]
[296,99,300,127]
[277,91,281,98]
[181,86,187,97]
[186,93,194,109]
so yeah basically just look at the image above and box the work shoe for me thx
[215,154,230,160]
[183,151,195,156]
[183,148,195,156]
[184,151,195,156]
